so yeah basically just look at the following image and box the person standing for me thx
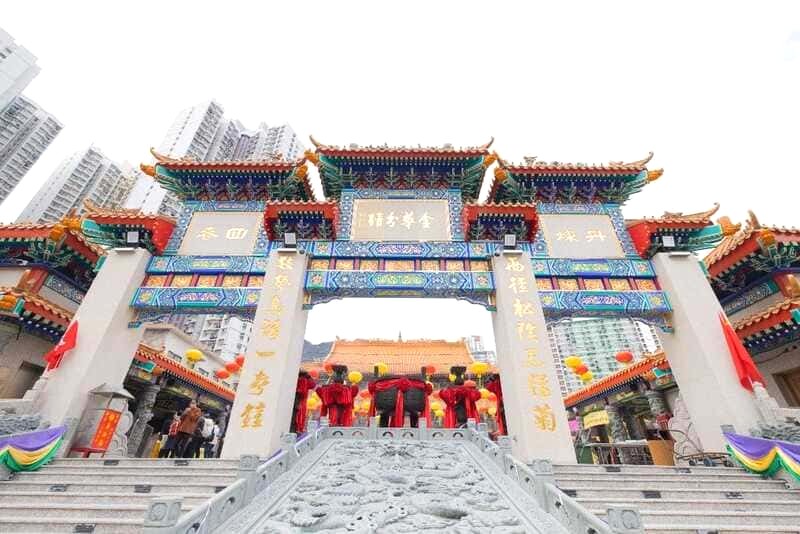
[158,413,181,458]
[185,411,206,458]
[175,400,202,458]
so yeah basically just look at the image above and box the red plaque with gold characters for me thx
[90,409,121,451]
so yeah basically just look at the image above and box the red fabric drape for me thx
[439,385,481,428]
[44,320,78,371]
[719,313,765,391]
[485,377,506,435]
[317,383,358,426]
[368,378,407,427]
[293,376,316,433]
[367,378,433,427]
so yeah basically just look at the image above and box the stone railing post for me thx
[238,454,260,502]
[418,419,427,440]
[530,458,555,509]
[368,416,379,438]
[142,496,183,533]
[496,435,513,469]
[606,506,644,533]
[307,419,319,446]
[281,433,298,468]
[477,422,489,439]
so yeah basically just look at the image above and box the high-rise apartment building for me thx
[0,28,39,112]
[466,335,497,364]
[548,317,662,395]
[158,100,304,162]
[16,147,133,222]
[0,95,62,205]
[122,165,181,218]
[0,28,62,208]
[173,313,252,362]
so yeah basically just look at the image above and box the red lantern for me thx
[424,364,436,376]
[575,364,589,375]
[215,368,230,379]
[225,361,240,373]
[464,379,477,388]
[235,354,245,367]
[308,368,320,379]
[615,351,634,364]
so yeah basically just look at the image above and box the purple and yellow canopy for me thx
[725,432,800,482]
[0,425,65,471]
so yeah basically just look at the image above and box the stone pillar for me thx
[222,249,307,458]
[38,248,150,427]
[644,388,671,430]
[606,404,633,463]
[652,252,762,451]
[491,250,575,463]
[127,382,161,457]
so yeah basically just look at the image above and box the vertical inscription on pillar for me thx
[492,252,575,463]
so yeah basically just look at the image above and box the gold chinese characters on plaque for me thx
[350,199,451,242]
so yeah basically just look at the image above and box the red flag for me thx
[718,313,764,391]
[44,320,78,371]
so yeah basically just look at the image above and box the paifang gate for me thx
[36,138,764,463]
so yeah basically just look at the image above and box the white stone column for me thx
[222,249,307,458]
[652,252,762,451]
[492,250,575,463]
[38,248,150,426]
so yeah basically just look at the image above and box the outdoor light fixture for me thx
[284,232,297,248]
[125,230,140,246]
[503,234,517,250]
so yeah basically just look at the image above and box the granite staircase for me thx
[0,457,240,533]
[553,463,800,534]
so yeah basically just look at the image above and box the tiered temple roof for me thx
[625,204,736,258]
[563,353,670,409]
[307,137,494,201]
[81,201,176,255]
[134,344,235,402]
[145,149,312,202]
[488,152,662,204]
[309,338,477,375]
[263,200,339,241]
[462,202,538,242]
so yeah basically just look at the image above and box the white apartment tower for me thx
[175,314,253,362]
[0,96,62,205]
[547,317,663,396]
[158,100,305,162]
[16,148,133,223]
[0,28,39,112]
[0,28,62,207]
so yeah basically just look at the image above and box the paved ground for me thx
[221,438,566,533]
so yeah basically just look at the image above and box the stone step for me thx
[561,486,800,501]
[552,463,746,475]
[554,471,762,482]
[0,480,228,494]
[577,497,800,512]
[49,457,241,468]
[0,502,192,520]
[555,476,788,490]
[0,516,144,533]
[9,471,237,485]
[591,509,800,528]
[644,526,800,534]
[37,465,240,476]
[0,490,212,507]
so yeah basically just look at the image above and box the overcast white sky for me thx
[2,2,799,349]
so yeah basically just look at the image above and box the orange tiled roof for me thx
[704,215,800,273]
[0,286,73,327]
[625,204,721,228]
[497,152,655,174]
[149,148,304,171]
[135,344,235,401]
[563,353,669,408]
[0,223,105,262]
[309,136,493,158]
[83,200,176,225]
[732,298,800,339]
[317,338,476,375]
